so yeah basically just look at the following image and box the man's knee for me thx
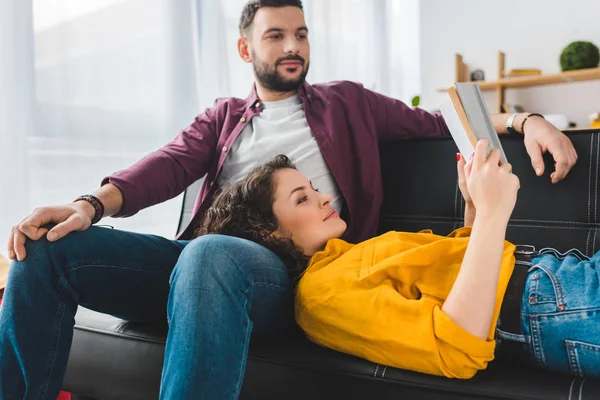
[171,234,282,287]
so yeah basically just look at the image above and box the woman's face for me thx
[272,168,347,256]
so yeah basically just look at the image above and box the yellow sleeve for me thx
[447,226,472,238]
[295,282,495,379]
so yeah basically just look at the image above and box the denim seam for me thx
[67,263,171,274]
[530,263,565,309]
[242,282,289,295]
[529,317,546,368]
[37,278,68,400]
[234,298,253,399]
[536,248,590,262]
[523,306,600,318]
[495,328,527,343]
[566,340,600,352]
[528,276,539,305]
[594,229,598,254]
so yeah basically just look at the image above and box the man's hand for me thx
[7,202,95,261]
[521,116,578,184]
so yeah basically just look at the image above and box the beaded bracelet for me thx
[73,194,105,224]
[521,113,545,134]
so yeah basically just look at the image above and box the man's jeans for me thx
[0,226,293,399]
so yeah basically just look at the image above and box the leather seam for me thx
[588,134,593,222]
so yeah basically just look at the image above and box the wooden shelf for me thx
[476,67,600,91]
[438,52,600,113]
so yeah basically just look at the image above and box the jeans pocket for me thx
[528,266,560,306]
[566,340,600,378]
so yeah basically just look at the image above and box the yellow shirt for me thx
[295,227,516,379]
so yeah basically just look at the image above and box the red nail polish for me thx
[470,152,475,160]
[456,153,461,161]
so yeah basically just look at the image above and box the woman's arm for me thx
[443,141,520,339]
[442,215,508,339]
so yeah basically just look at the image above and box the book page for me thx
[440,96,475,159]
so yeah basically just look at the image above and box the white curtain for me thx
[0,0,33,255]
[0,0,420,256]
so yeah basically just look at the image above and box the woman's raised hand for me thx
[463,139,520,223]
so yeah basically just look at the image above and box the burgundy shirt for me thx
[103,81,449,242]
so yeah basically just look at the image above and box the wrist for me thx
[521,113,545,135]
[74,200,96,222]
[73,194,105,224]
[473,211,510,228]
[513,113,527,134]
[505,113,521,134]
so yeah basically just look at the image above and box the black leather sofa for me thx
[63,129,600,399]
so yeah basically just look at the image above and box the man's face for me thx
[246,6,310,92]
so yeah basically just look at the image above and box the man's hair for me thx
[195,154,309,281]
[239,0,304,36]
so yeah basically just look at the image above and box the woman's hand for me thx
[465,139,520,223]
[457,153,473,204]
[457,153,476,226]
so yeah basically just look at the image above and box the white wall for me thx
[420,0,600,127]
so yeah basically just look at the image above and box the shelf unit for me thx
[439,51,600,113]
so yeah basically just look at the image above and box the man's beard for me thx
[252,53,310,92]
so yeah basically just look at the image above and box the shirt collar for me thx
[245,81,314,111]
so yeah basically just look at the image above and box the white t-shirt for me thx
[217,94,343,212]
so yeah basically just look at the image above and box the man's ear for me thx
[237,36,252,63]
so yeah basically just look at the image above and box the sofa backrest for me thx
[379,129,600,255]
[178,129,600,255]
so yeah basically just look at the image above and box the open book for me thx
[439,83,507,162]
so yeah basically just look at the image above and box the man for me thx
[0,0,578,399]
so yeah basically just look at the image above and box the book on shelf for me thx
[505,68,542,77]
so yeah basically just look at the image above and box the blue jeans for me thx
[497,247,600,378]
[0,226,293,400]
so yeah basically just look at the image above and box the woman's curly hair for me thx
[195,154,309,281]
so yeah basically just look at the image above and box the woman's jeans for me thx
[0,226,293,400]
[497,247,600,378]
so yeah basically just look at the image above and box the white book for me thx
[439,83,507,162]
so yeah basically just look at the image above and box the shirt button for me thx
[222,146,228,152]
[240,117,246,123]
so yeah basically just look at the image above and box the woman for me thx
[198,139,600,380]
